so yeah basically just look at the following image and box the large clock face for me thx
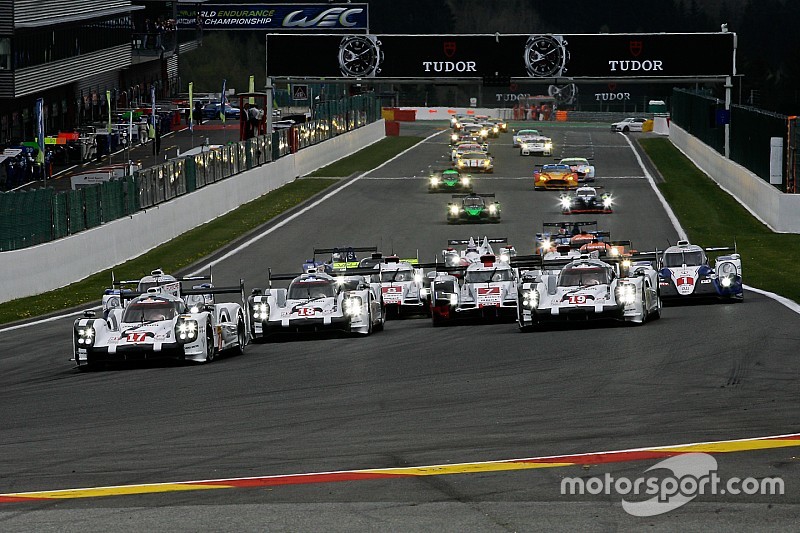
[525,35,568,77]
[338,36,380,77]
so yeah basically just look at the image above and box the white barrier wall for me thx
[393,107,508,121]
[669,123,800,234]
[0,120,386,304]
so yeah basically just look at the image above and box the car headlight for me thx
[717,262,737,277]
[488,204,497,214]
[545,142,553,149]
[560,197,571,209]
[430,176,440,186]
[344,296,363,316]
[609,247,620,257]
[251,302,269,320]
[480,129,488,137]
[451,134,458,141]
[521,143,529,149]
[522,290,539,309]
[75,326,95,346]
[603,197,613,208]
[721,277,732,287]
[414,273,423,283]
[449,294,458,306]
[175,318,199,342]
[449,205,460,215]
[499,253,509,262]
[615,283,636,304]
[541,239,552,250]
[493,126,499,133]
[458,160,465,167]
[461,177,470,185]
[622,259,632,270]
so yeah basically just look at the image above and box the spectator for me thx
[143,19,152,49]
[193,101,204,125]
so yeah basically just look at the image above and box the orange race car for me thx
[534,163,578,190]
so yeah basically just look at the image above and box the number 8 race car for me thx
[73,280,247,369]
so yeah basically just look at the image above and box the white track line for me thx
[624,132,800,316]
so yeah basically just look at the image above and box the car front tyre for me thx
[205,321,216,362]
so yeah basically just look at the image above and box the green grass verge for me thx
[0,179,335,325]
[307,137,422,177]
[640,138,800,303]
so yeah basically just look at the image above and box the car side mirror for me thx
[83,310,96,318]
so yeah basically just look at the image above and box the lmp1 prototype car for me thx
[248,268,384,339]
[101,269,215,318]
[534,164,579,190]
[430,251,519,325]
[658,240,743,302]
[429,168,473,193]
[447,193,501,224]
[517,254,661,330]
[559,186,614,214]
[535,221,610,254]
[73,280,247,369]
[307,246,379,272]
[371,256,431,317]
[441,236,516,268]
[558,157,595,182]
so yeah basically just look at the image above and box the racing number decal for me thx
[677,276,695,286]
[126,332,147,343]
[382,287,402,294]
[568,294,588,305]
[298,307,315,317]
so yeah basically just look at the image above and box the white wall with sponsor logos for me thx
[394,107,513,121]
[669,123,800,233]
[0,120,386,304]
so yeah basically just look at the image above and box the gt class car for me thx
[534,164,579,190]
[455,151,494,173]
[248,269,384,339]
[447,193,501,224]
[517,255,661,330]
[658,240,743,302]
[558,157,595,182]
[611,117,648,133]
[73,281,247,369]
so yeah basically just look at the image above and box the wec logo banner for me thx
[179,4,368,31]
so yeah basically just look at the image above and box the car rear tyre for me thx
[235,317,246,355]
[205,322,216,363]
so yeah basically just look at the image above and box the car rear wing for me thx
[182,279,246,306]
[313,246,378,255]
[447,237,507,246]
[451,193,495,199]
[543,220,597,229]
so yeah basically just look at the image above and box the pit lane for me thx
[1,122,798,530]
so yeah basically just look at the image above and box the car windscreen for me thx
[288,280,335,300]
[464,197,484,207]
[122,300,178,323]
[558,267,610,287]
[466,269,513,283]
[462,153,486,160]
[381,269,414,282]
[663,251,705,267]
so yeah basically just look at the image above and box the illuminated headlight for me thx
[522,290,539,309]
[449,294,458,306]
[421,288,430,297]
[176,319,198,341]
[450,117,457,124]
[458,160,465,167]
[414,273,423,283]
[483,160,491,167]
[499,253,509,262]
[488,204,497,214]
[461,177,470,185]
[560,197,571,209]
[492,126,499,133]
[75,326,95,345]
[344,296,363,316]
[189,306,199,313]
[521,143,529,150]
[430,176,440,186]
[480,129,488,137]
[622,259,632,270]
[251,302,269,320]
[603,196,613,208]
[616,284,636,304]
[609,247,620,257]
[541,239,552,250]
[449,205,459,215]
[721,276,732,287]
[451,133,458,141]
[545,142,553,149]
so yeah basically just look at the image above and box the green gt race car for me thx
[429,168,473,193]
[447,193,501,224]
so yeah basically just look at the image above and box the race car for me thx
[658,240,743,302]
[430,251,519,325]
[73,280,247,369]
[371,256,431,318]
[559,186,613,214]
[487,118,508,133]
[248,268,384,339]
[310,246,379,272]
[451,141,488,162]
[455,151,494,173]
[513,129,553,156]
[534,163,579,190]
[429,167,473,193]
[558,157,595,182]
[534,221,609,254]
[441,236,512,267]
[100,269,217,319]
[517,254,661,330]
[447,193,501,224]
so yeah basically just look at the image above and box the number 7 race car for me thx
[248,268,384,340]
[73,280,247,369]
[517,253,661,330]
[658,240,743,302]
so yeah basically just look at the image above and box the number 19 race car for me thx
[658,240,743,302]
[73,280,247,369]
[517,254,661,330]
[248,268,384,339]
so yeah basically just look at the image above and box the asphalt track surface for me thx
[2,122,799,531]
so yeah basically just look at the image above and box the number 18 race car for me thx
[73,279,247,369]
[248,268,384,339]
[658,240,743,302]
